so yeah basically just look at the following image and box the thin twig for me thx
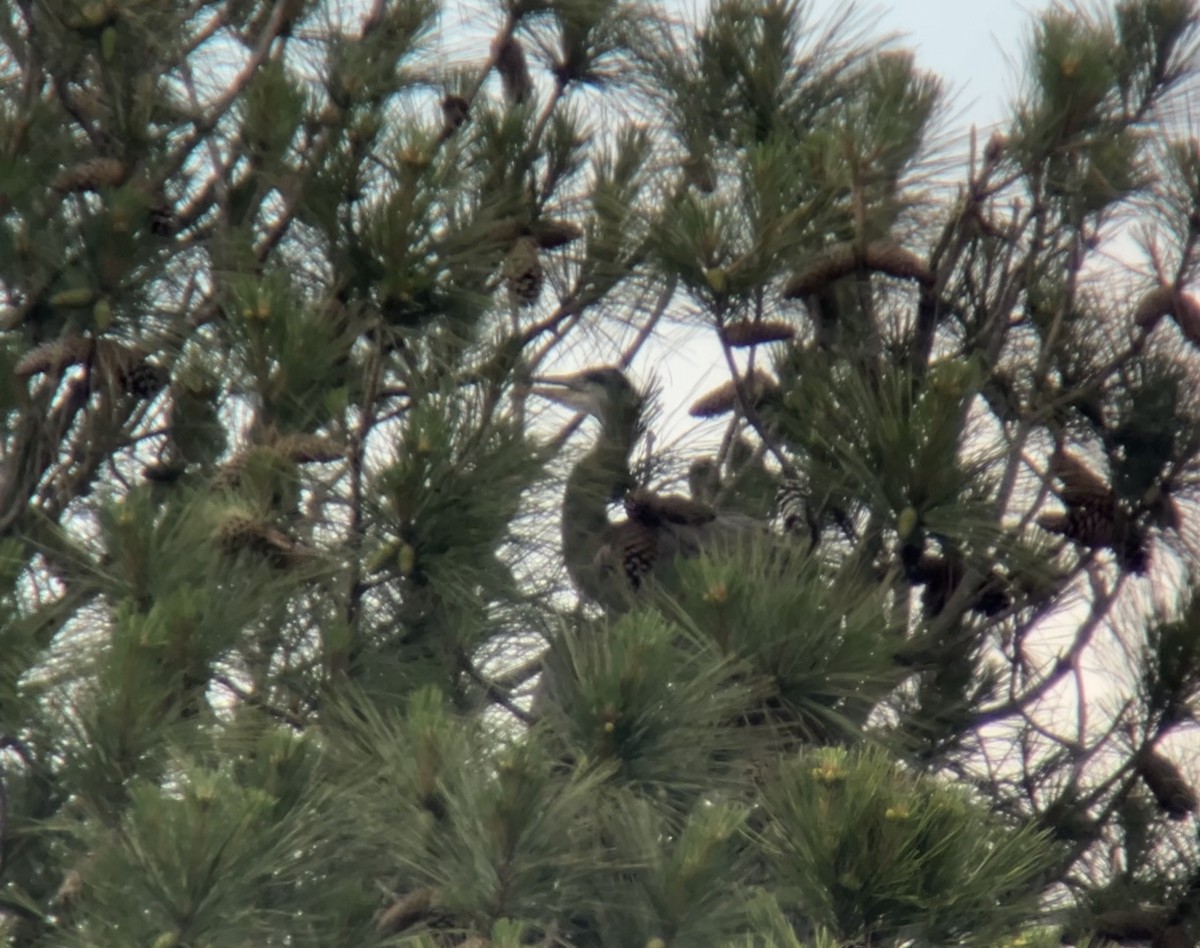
[458,651,536,726]
[213,674,306,729]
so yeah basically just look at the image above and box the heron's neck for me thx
[562,415,637,581]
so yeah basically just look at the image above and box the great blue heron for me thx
[533,366,775,612]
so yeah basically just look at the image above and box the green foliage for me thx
[241,59,308,170]
[377,394,541,592]
[328,687,614,940]
[537,611,759,801]
[55,752,343,948]
[1,0,1199,944]
[219,270,358,429]
[593,797,755,944]
[1143,586,1200,726]
[772,352,999,559]
[760,748,1054,946]
[670,544,904,743]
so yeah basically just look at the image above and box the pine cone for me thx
[122,361,169,399]
[689,370,776,417]
[211,455,249,491]
[439,94,470,139]
[1050,450,1112,506]
[682,153,716,193]
[1041,450,1149,573]
[1038,795,1099,845]
[494,35,533,104]
[15,337,93,378]
[913,553,1011,617]
[527,218,583,249]
[211,443,294,504]
[96,344,165,399]
[216,512,304,567]
[17,337,164,399]
[607,520,658,591]
[52,156,127,193]
[772,479,810,537]
[375,887,439,934]
[783,240,933,299]
[1136,748,1198,820]
[1134,284,1179,330]
[148,202,182,236]
[983,132,1007,164]
[504,235,543,306]
[142,460,188,483]
[720,319,796,347]
[1036,507,1148,573]
[273,432,344,463]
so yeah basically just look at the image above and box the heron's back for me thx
[588,508,784,612]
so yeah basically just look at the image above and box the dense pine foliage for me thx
[1,0,1199,944]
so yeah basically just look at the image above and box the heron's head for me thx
[532,366,643,424]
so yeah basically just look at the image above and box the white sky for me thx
[850,0,1034,130]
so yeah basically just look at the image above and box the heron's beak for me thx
[530,373,591,413]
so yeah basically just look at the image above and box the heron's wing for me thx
[594,514,713,596]
[656,510,773,563]
[592,508,790,611]
[625,488,716,527]
[1050,450,1114,508]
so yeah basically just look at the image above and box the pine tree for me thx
[0,0,1198,946]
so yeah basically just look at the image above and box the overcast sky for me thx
[835,0,1034,130]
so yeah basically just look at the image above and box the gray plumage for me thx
[533,366,775,612]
